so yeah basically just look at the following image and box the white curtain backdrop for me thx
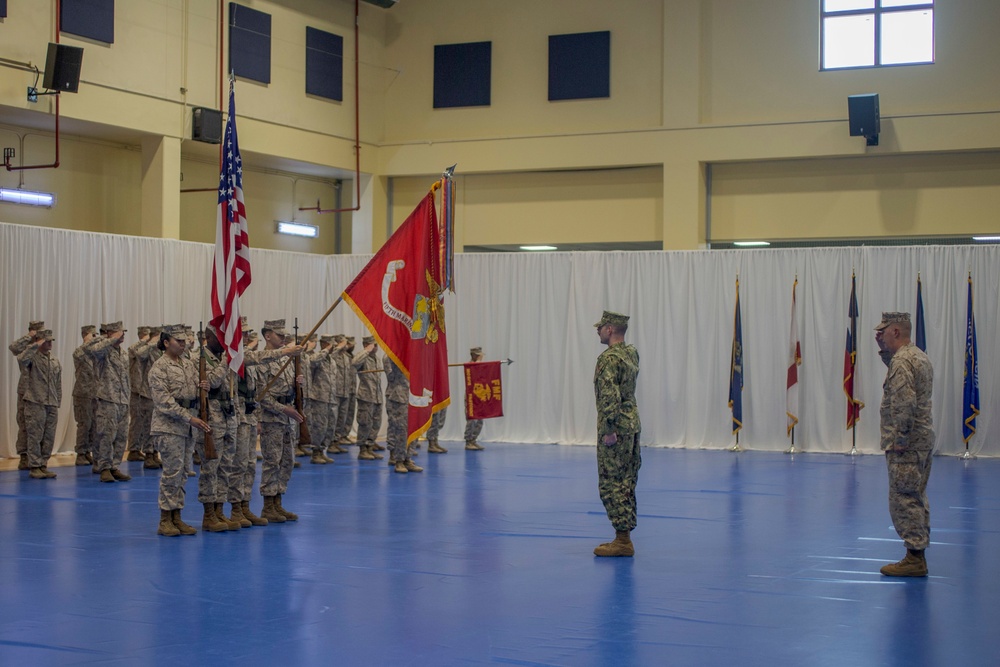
[2,221,997,458]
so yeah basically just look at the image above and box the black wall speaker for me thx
[192,107,223,144]
[42,43,84,93]
[848,93,880,138]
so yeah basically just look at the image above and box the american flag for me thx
[210,75,252,376]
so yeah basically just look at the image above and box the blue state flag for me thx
[963,274,979,443]
[915,275,926,352]
[728,278,744,435]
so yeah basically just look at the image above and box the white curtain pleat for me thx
[1,221,997,458]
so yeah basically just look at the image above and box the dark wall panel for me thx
[306,27,343,102]
[61,0,115,44]
[433,41,491,109]
[548,31,610,101]
[229,2,271,84]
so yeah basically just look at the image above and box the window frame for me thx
[820,0,935,71]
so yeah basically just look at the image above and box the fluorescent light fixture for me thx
[972,236,1000,242]
[733,241,770,247]
[519,245,558,251]
[0,187,55,207]
[276,221,318,238]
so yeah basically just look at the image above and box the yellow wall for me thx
[1,0,999,252]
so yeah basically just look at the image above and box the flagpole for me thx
[448,358,514,367]
[258,296,344,396]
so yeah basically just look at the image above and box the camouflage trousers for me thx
[23,401,57,469]
[15,391,26,456]
[156,432,193,510]
[464,418,483,443]
[597,432,642,532]
[73,395,96,456]
[355,400,383,448]
[334,394,355,441]
[385,399,408,461]
[427,408,447,440]
[127,394,155,454]
[260,420,295,496]
[306,398,337,453]
[237,421,259,500]
[194,402,238,504]
[886,449,932,550]
[94,400,129,472]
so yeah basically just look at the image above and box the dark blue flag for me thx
[915,275,926,352]
[728,278,744,435]
[963,274,979,443]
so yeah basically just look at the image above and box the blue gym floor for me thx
[1,445,998,667]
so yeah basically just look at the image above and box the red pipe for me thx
[4,0,62,171]
[219,0,224,170]
[301,0,361,214]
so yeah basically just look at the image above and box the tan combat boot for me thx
[216,503,241,530]
[29,467,47,479]
[127,451,145,462]
[99,469,115,483]
[404,460,423,473]
[465,441,484,451]
[880,551,928,577]
[261,496,286,523]
[157,509,180,536]
[427,440,448,454]
[358,446,376,461]
[110,468,132,481]
[75,453,91,466]
[228,502,251,528]
[594,531,635,557]
[18,454,29,470]
[393,461,408,474]
[202,502,230,532]
[143,452,161,469]
[241,500,268,527]
[39,467,57,478]
[275,494,298,521]
[310,450,327,464]
[172,509,198,535]
[372,443,386,451]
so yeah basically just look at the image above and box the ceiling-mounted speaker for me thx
[848,93,880,146]
[360,0,397,7]
[42,43,84,93]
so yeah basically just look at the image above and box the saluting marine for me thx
[18,330,61,479]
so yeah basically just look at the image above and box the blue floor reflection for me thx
[1,446,998,666]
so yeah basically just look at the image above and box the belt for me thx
[177,398,198,409]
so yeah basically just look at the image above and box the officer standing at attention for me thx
[18,330,61,479]
[875,311,935,577]
[592,311,641,558]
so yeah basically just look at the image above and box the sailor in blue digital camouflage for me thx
[9,320,44,470]
[88,321,132,483]
[384,355,422,473]
[463,347,486,450]
[18,330,61,479]
[875,311,935,577]
[148,324,212,537]
[72,325,99,466]
[257,319,305,523]
[592,311,641,557]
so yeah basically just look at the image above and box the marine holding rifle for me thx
[257,319,306,523]
[149,324,212,537]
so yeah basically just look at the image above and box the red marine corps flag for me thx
[464,361,504,419]
[342,175,455,444]
[210,74,252,376]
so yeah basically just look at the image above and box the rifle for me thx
[293,318,312,445]
[198,322,218,460]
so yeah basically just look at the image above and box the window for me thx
[821,1,934,70]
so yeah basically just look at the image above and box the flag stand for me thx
[729,433,741,453]
[785,427,796,454]
[961,444,976,461]
[848,424,859,456]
